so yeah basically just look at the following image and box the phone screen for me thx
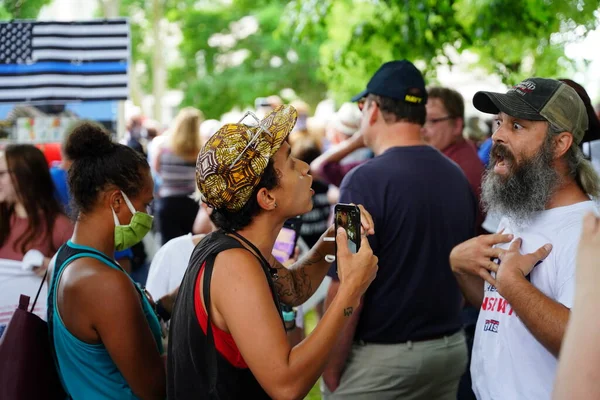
[335,205,360,254]
[273,227,297,263]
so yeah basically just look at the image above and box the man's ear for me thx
[256,187,277,211]
[369,101,379,126]
[554,131,574,159]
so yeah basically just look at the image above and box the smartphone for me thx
[272,216,303,264]
[334,203,361,254]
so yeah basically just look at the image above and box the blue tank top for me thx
[48,241,164,400]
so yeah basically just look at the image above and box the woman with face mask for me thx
[47,122,166,400]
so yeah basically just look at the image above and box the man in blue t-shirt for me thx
[321,60,476,400]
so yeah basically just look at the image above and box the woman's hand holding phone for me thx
[322,203,375,263]
[355,204,375,236]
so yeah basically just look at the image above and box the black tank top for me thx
[167,230,283,399]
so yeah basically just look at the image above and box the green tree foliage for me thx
[168,0,327,118]
[0,0,52,20]
[115,0,154,93]
[111,0,600,117]
[284,0,600,103]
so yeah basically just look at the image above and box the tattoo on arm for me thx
[273,248,325,305]
[343,307,353,317]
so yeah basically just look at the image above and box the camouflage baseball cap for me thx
[196,105,298,212]
[473,77,589,144]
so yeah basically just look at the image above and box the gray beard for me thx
[481,137,561,227]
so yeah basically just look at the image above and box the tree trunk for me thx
[152,0,165,123]
[100,0,119,17]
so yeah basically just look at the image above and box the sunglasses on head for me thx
[229,111,273,169]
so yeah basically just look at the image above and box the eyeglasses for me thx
[357,98,366,111]
[425,116,454,125]
[357,97,379,112]
[229,111,274,169]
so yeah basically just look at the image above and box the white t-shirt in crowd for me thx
[471,200,599,400]
[146,233,196,301]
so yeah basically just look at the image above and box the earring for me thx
[274,202,278,209]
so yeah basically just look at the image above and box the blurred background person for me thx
[49,133,75,215]
[423,86,485,233]
[200,119,221,145]
[477,119,495,167]
[289,99,311,146]
[153,107,203,245]
[311,103,371,188]
[291,137,331,248]
[463,116,488,149]
[192,119,223,235]
[560,79,600,177]
[0,144,73,272]
[255,95,283,119]
[124,113,146,156]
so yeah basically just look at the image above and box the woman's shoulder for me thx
[60,257,136,303]
[212,247,268,283]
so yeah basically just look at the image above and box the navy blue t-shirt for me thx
[328,145,476,343]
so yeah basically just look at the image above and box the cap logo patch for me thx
[511,81,536,96]
[405,94,423,103]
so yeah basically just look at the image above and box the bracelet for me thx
[155,299,172,322]
[282,309,296,322]
[282,305,297,331]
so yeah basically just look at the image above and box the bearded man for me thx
[449,78,600,400]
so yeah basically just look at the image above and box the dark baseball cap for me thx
[351,60,427,105]
[473,77,588,144]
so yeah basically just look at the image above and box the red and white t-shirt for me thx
[471,200,598,400]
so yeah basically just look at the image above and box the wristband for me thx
[282,305,297,331]
[282,309,296,322]
[156,299,172,322]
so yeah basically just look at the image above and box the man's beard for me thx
[481,136,561,225]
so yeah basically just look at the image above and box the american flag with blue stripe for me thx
[0,19,130,103]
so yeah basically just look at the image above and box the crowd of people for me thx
[1,58,600,400]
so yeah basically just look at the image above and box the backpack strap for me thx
[30,268,48,313]
[30,243,67,314]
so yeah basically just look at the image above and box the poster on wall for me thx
[0,101,119,144]
[15,116,77,142]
